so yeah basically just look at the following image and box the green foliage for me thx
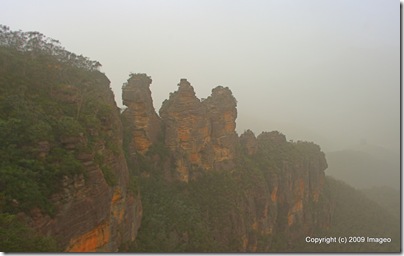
[146,140,169,158]
[0,25,101,71]
[95,152,117,187]
[0,213,59,252]
[55,116,84,136]
[126,133,334,252]
[128,176,139,195]
[130,176,217,252]
[100,166,117,187]
[122,73,152,89]
[0,25,117,217]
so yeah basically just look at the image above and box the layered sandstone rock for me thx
[158,79,238,182]
[239,132,330,251]
[121,74,331,252]
[159,79,212,181]
[24,76,142,252]
[203,86,238,170]
[122,73,161,154]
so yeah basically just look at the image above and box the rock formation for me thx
[1,25,383,253]
[124,75,331,251]
[19,75,143,252]
[157,79,238,182]
[240,129,258,156]
[240,131,330,251]
[122,73,161,154]
[203,86,238,170]
[159,79,211,181]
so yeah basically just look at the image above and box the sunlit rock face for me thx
[122,74,161,154]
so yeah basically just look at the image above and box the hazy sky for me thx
[2,0,400,152]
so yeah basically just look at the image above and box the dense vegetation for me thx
[0,25,399,253]
[123,131,329,252]
[0,25,119,251]
[124,129,400,252]
[0,213,58,252]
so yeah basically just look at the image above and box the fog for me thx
[3,0,399,153]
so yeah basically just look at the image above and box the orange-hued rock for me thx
[270,186,278,202]
[251,221,259,231]
[120,74,331,251]
[241,235,249,251]
[66,221,110,252]
[112,187,123,203]
[23,75,143,252]
[111,188,125,222]
[123,76,239,182]
[159,79,212,182]
[203,86,238,170]
[159,80,238,182]
[232,132,331,251]
[122,73,161,154]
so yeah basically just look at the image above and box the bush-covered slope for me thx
[0,25,109,217]
[124,129,332,252]
[0,25,142,252]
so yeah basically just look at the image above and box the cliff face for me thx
[0,54,143,251]
[158,79,238,182]
[124,75,331,252]
[203,86,238,171]
[0,26,378,253]
[25,76,143,252]
[122,74,161,154]
[237,131,330,251]
[159,79,211,182]
[239,129,258,156]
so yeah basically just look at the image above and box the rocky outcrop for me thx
[159,79,212,182]
[240,130,258,156]
[158,79,238,182]
[22,75,142,252]
[203,86,238,170]
[239,132,331,251]
[122,73,161,154]
[121,74,331,252]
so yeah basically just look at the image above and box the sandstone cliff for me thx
[158,79,238,182]
[1,26,394,253]
[25,75,143,252]
[124,75,331,252]
[122,73,161,154]
[0,33,143,252]
[236,130,330,251]
[203,86,238,171]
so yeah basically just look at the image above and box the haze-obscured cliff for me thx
[1,26,397,253]
[122,74,161,154]
[158,79,238,182]
[0,26,142,252]
[123,75,332,252]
